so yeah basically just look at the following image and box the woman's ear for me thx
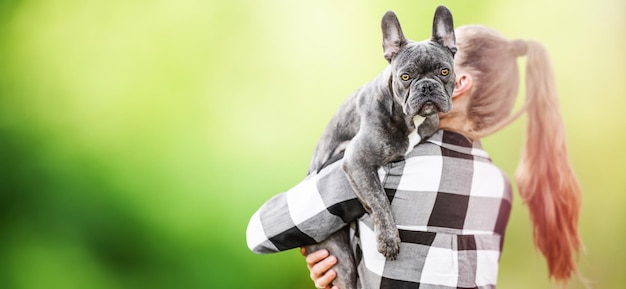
[452,73,472,99]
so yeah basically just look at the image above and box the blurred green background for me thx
[0,0,624,288]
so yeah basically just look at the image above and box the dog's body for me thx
[304,6,456,289]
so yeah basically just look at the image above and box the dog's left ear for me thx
[431,5,457,56]
[381,11,407,63]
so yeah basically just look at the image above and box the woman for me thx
[248,25,582,288]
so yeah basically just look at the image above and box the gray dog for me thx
[304,6,456,289]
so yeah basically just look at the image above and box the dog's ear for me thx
[381,11,407,63]
[431,5,457,56]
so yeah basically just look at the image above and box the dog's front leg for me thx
[342,137,401,259]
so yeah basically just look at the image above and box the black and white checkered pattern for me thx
[247,130,512,288]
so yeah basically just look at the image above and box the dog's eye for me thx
[400,74,410,81]
[440,68,449,76]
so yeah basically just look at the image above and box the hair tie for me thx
[510,39,528,57]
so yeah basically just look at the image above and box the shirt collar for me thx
[426,130,491,159]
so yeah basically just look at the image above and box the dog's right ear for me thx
[381,11,407,63]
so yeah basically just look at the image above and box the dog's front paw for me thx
[376,228,401,260]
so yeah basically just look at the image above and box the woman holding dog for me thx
[248,24,582,288]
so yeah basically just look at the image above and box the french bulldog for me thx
[304,6,456,289]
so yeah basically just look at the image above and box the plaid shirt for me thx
[247,130,512,289]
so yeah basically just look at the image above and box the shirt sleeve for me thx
[246,160,366,254]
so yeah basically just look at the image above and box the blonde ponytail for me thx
[514,40,582,283]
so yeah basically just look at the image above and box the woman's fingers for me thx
[305,249,330,270]
[302,249,339,288]
[314,268,337,289]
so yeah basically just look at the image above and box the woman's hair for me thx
[454,25,583,284]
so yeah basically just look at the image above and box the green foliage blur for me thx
[0,0,624,288]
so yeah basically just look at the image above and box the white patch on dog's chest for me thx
[406,115,426,155]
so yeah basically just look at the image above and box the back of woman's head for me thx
[456,25,583,285]
[455,25,521,135]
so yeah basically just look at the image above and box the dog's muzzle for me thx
[406,79,451,117]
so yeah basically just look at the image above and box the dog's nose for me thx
[421,83,433,93]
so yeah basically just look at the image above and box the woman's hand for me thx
[300,247,339,289]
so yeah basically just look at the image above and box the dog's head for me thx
[382,6,456,117]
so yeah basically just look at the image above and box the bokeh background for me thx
[0,0,624,288]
